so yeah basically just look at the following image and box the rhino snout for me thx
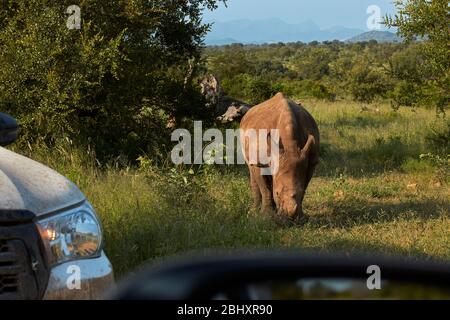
[278,198,300,218]
[276,190,305,219]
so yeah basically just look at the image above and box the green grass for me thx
[12,100,450,278]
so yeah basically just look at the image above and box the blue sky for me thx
[203,0,398,30]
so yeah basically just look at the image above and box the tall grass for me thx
[11,100,450,278]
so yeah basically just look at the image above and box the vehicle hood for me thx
[0,147,85,216]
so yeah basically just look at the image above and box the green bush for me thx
[426,121,450,156]
[388,81,422,110]
[278,80,335,101]
[400,158,435,175]
[0,0,223,161]
[369,136,409,168]
[221,74,279,105]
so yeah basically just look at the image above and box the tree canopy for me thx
[0,0,224,159]
[385,0,449,112]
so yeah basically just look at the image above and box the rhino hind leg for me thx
[292,163,317,223]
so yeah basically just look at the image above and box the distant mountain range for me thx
[205,19,400,45]
[347,30,402,43]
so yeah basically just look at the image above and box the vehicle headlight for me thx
[38,202,102,266]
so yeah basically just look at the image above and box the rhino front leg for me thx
[258,169,276,214]
[249,166,262,210]
[304,163,317,192]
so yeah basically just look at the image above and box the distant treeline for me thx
[204,40,447,111]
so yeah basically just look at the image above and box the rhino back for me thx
[240,93,319,154]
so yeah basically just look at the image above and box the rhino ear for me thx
[301,135,315,155]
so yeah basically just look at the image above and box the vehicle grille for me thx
[0,239,20,297]
[0,211,49,300]
[0,239,17,294]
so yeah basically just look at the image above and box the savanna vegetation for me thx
[0,0,448,277]
[12,100,449,277]
[205,35,448,113]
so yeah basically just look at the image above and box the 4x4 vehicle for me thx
[0,112,113,299]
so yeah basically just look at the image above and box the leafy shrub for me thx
[245,78,279,104]
[401,158,435,174]
[369,136,409,168]
[278,80,335,101]
[0,0,223,161]
[418,153,449,182]
[419,153,449,168]
[388,81,422,110]
[222,74,279,104]
[425,121,450,155]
